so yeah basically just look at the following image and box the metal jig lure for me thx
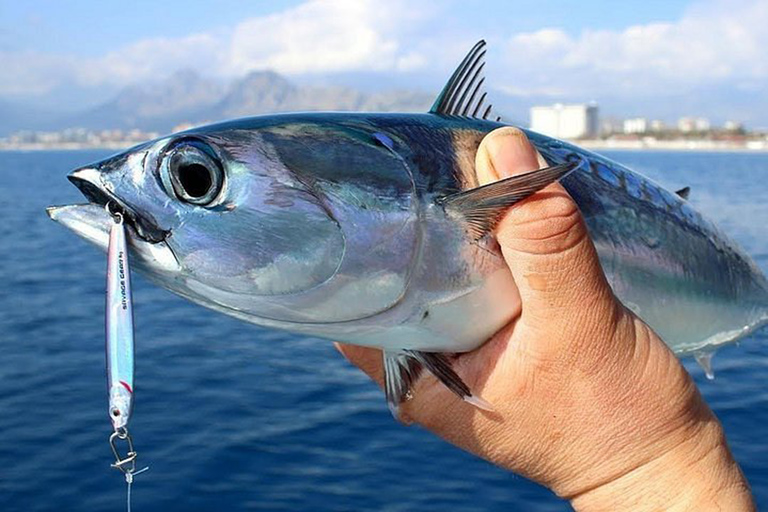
[106,203,148,511]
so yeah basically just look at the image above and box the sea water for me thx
[1,149,766,511]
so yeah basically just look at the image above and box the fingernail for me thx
[486,129,538,179]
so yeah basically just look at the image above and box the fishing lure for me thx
[105,203,147,510]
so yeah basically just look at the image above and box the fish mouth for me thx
[65,167,169,244]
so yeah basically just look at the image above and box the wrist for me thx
[569,419,754,511]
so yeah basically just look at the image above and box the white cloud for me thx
[0,33,226,97]
[502,0,768,97]
[0,0,435,98]
[229,0,406,74]
[0,50,81,96]
[92,34,225,84]
[1,0,766,121]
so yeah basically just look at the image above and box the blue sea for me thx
[1,149,767,511]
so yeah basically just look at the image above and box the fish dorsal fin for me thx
[675,186,691,200]
[439,161,578,239]
[430,40,498,120]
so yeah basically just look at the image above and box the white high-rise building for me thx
[530,103,599,139]
[623,118,648,134]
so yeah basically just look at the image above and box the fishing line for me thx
[125,465,150,512]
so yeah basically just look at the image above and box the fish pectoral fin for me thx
[439,161,578,239]
[675,186,691,200]
[383,350,493,419]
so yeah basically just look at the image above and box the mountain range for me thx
[4,66,766,138]
[1,70,435,137]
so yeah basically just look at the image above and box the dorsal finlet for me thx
[430,40,497,120]
[694,351,715,380]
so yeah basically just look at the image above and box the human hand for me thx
[337,127,755,511]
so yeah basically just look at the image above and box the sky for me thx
[1,0,766,126]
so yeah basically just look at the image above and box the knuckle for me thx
[498,192,587,256]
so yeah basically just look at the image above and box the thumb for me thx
[475,127,617,330]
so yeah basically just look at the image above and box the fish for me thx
[47,40,768,412]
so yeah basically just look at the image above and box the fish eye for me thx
[166,141,224,205]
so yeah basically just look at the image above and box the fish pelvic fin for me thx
[383,350,493,419]
[438,161,579,240]
[430,40,498,120]
[383,351,423,417]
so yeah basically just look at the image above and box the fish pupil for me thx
[178,163,212,198]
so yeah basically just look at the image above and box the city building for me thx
[678,117,695,133]
[695,118,711,132]
[600,117,623,136]
[650,120,666,132]
[530,103,599,139]
[623,118,648,134]
[678,117,710,133]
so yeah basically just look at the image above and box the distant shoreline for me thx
[0,142,139,151]
[1,139,767,153]
[577,139,768,153]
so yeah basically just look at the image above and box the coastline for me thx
[577,138,768,153]
[0,142,140,151]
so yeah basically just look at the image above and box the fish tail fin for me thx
[383,350,493,418]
